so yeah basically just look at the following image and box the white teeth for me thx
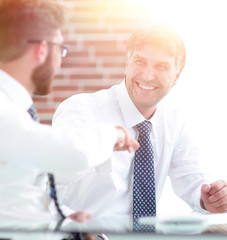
[138,83,155,90]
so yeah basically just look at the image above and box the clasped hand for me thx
[201,180,227,213]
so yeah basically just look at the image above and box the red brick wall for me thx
[34,0,147,124]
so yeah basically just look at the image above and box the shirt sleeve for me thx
[0,99,116,175]
[52,95,119,169]
[168,118,213,212]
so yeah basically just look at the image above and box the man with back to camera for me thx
[53,23,227,221]
[0,0,139,229]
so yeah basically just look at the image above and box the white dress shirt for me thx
[0,70,118,228]
[53,80,211,217]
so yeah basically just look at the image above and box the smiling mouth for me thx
[138,82,156,90]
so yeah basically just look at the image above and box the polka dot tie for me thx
[133,120,156,232]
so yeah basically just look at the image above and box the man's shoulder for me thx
[157,100,182,116]
[0,91,17,113]
[60,84,118,108]
[53,84,121,124]
[156,100,187,128]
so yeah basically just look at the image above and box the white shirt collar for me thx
[116,80,158,128]
[0,69,33,111]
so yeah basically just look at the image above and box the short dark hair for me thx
[0,0,66,62]
[127,24,186,73]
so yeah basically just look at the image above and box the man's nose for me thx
[58,57,62,69]
[144,66,155,81]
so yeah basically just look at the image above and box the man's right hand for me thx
[114,126,139,153]
[68,211,97,240]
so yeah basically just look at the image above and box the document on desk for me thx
[203,212,227,225]
[138,213,227,234]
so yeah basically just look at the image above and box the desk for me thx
[0,214,227,240]
[108,234,227,240]
[0,231,67,240]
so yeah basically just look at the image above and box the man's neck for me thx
[137,106,156,120]
[0,59,34,97]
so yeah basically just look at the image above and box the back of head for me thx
[0,0,65,62]
[127,23,186,73]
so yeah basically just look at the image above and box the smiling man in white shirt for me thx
[0,0,139,229]
[53,24,227,217]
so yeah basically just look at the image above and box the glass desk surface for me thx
[0,213,227,240]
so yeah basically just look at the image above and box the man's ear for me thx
[125,52,130,75]
[33,41,48,63]
[173,69,182,86]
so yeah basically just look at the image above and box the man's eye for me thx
[156,65,169,70]
[135,59,145,65]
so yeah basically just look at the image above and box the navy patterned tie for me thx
[133,120,156,232]
[48,173,65,220]
[27,104,66,220]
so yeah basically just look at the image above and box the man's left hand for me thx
[201,180,227,213]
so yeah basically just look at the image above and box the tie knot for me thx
[136,120,152,136]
